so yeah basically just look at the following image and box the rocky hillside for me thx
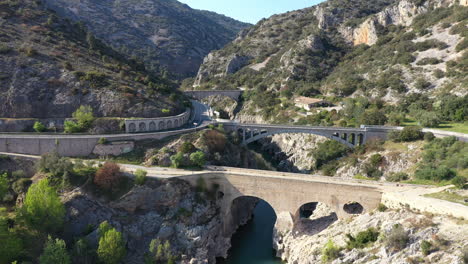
[43,0,251,78]
[0,0,183,118]
[274,203,468,263]
[193,0,467,114]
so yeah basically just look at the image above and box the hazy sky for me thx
[178,0,324,24]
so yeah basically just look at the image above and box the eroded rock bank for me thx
[61,178,258,264]
[273,203,468,264]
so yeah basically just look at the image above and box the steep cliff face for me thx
[0,0,182,118]
[193,0,467,101]
[43,0,250,78]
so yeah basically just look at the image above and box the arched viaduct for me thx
[222,123,397,148]
[184,90,242,101]
[179,172,382,235]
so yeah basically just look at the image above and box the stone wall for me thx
[124,108,191,133]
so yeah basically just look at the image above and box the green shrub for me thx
[414,166,456,182]
[170,152,184,168]
[389,127,424,142]
[0,173,8,201]
[321,240,341,262]
[80,71,108,88]
[0,217,23,264]
[414,78,431,90]
[190,151,206,168]
[97,222,126,264]
[312,140,350,169]
[386,172,409,182]
[416,57,443,65]
[179,142,196,154]
[39,236,71,264]
[421,240,433,256]
[424,132,435,141]
[385,224,409,252]
[20,179,65,233]
[147,238,174,264]
[134,169,147,185]
[417,112,441,127]
[452,176,466,189]
[456,38,468,52]
[98,137,108,145]
[33,121,46,132]
[346,228,380,249]
[12,178,32,195]
[11,170,25,179]
[377,203,388,212]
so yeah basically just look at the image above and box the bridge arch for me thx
[138,122,147,132]
[128,123,136,133]
[240,128,356,148]
[149,121,156,131]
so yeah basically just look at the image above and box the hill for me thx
[42,0,251,78]
[0,0,184,119]
[191,0,467,125]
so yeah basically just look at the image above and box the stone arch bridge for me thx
[184,90,242,101]
[179,172,382,236]
[222,123,396,148]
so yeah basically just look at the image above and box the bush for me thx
[424,132,435,141]
[21,179,65,233]
[38,152,74,182]
[386,172,409,182]
[0,173,8,200]
[134,169,147,185]
[94,162,122,191]
[386,224,409,252]
[346,228,380,249]
[170,152,184,168]
[97,222,126,264]
[414,166,456,182]
[179,142,196,154]
[321,240,340,262]
[12,178,32,194]
[39,236,71,264]
[190,151,206,168]
[421,240,433,256]
[73,105,95,129]
[452,176,466,189]
[98,137,108,145]
[417,112,441,127]
[362,110,388,125]
[377,203,388,212]
[147,238,174,264]
[33,121,46,132]
[312,140,350,169]
[389,127,424,142]
[414,78,431,90]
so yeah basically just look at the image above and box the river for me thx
[219,200,283,264]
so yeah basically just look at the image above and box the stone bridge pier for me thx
[179,173,382,237]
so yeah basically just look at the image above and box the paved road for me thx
[189,99,212,127]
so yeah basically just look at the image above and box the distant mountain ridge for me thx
[42,0,251,79]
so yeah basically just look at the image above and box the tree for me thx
[190,151,206,168]
[417,112,441,127]
[21,179,65,233]
[34,121,46,132]
[312,140,350,169]
[0,173,8,200]
[94,162,122,191]
[37,152,73,183]
[39,236,71,264]
[179,142,196,154]
[72,105,95,129]
[362,109,388,125]
[134,169,147,185]
[97,223,126,264]
[147,238,173,264]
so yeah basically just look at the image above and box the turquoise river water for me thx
[218,200,283,264]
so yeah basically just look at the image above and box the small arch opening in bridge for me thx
[128,123,136,133]
[139,122,146,132]
[222,196,280,262]
[293,202,338,236]
[149,121,156,131]
[343,202,364,214]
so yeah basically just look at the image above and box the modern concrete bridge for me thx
[184,90,242,101]
[223,123,397,148]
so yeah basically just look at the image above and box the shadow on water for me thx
[217,200,283,264]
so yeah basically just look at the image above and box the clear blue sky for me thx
[178,0,324,24]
